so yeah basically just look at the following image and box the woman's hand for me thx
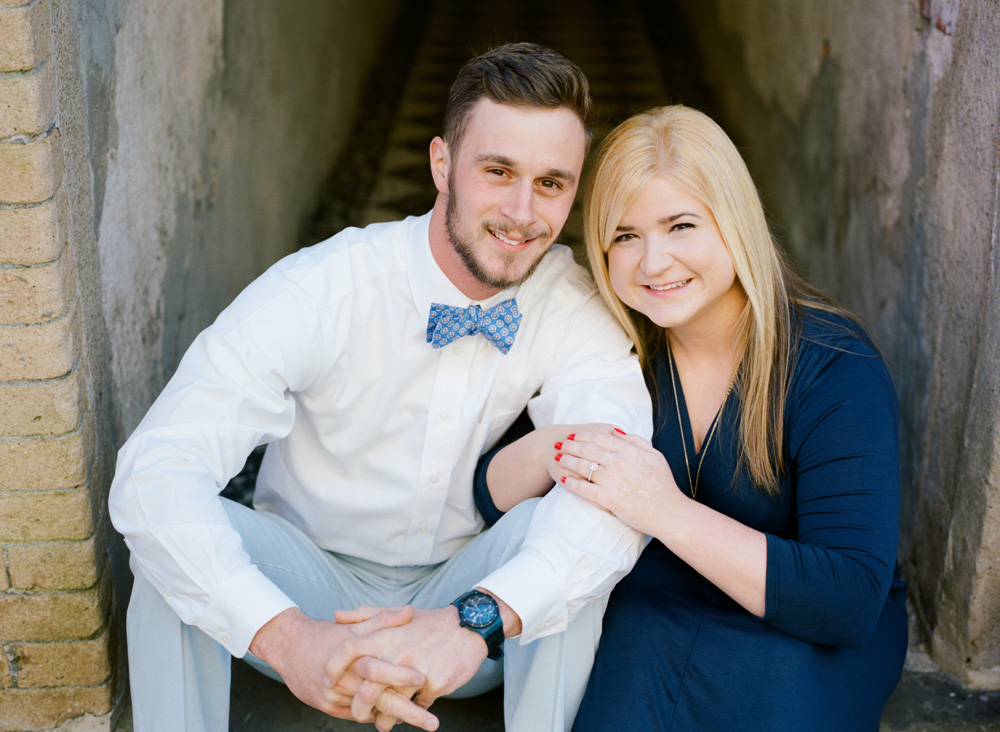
[486,423,627,512]
[557,427,769,617]
[554,427,685,536]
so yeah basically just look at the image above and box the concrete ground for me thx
[119,1,1000,730]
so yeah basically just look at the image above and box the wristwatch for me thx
[451,589,504,660]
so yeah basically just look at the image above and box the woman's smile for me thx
[608,176,744,337]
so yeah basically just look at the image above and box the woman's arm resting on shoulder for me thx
[475,423,629,518]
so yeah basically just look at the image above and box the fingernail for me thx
[614,428,627,435]
[567,433,575,440]
[554,441,563,450]
[554,453,562,462]
[560,476,567,483]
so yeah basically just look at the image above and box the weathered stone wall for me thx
[1,0,402,729]
[668,0,1000,688]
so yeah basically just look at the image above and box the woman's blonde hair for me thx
[584,105,840,492]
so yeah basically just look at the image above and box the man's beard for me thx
[445,178,551,291]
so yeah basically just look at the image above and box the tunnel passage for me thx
[299,0,709,257]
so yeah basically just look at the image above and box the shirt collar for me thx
[408,211,519,319]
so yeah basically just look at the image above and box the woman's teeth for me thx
[648,279,691,291]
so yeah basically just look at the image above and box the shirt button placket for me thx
[409,341,474,558]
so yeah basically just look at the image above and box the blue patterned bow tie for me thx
[426,298,522,354]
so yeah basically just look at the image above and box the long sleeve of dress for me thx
[762,338,901,648]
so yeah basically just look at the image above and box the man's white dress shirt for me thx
[110,212,653,657]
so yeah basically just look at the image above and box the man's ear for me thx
[429,136,450,194]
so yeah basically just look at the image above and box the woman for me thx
[475,105,907,730]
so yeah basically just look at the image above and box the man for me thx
[110,42,652,732]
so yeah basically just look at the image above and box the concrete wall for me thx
[1,0,402,729]
[667,0,1000,688]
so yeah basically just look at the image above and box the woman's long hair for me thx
[584,105,842,492]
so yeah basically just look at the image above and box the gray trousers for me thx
[126,498,606,732]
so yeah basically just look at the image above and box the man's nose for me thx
[499,180,537,226]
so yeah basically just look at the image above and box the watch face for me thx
[460,593,499,628]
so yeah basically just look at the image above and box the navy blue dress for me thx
[477,310,908,731]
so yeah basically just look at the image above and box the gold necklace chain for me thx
[667,344,736,499]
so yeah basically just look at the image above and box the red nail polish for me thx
[554,442,563,450]
[554,454,562,462]
[614,428,626,435]
[560,476,567,483]
[567,433,575,441]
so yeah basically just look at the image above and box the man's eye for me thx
[539,179,562,190]
[487,168,507,177]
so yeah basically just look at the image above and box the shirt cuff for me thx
[477,551,569,645]
[202,564,298,657]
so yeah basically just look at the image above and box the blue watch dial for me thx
[452,590,504,660]
[461,593,499,628]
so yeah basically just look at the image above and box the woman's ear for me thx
[429,136,450,194]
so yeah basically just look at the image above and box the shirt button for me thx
[429,475,440,484]
[419,523,430,532]
[164,589,172,597]
[222,633,231,645]
[454,345,463,355]
[440,412,449,421]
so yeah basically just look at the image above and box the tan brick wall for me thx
[0,188,67,264]
[0,0,111,729]
[14,632,111,688]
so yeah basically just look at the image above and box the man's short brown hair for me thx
[443,42,594,155]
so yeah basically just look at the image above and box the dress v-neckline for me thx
[671,375,725,458]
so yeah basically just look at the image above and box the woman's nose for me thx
[640,239,675,275]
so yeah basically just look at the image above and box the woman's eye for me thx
[612,233,637,244]
[672,222,694,232]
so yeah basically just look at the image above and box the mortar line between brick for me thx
[0,527,97,548]
[0,288,75,327]
[1,545,11,588]
[0,55,49,81]
[0,179,60,211]
[0,570,104,597]
[0,118,56,145]
[3,641,20,685]
[0,0,42,13]
[0,239,67,270]
[0,452,96,495]
[0,353,80,387]
[9,623,110,646]
[0,406,85,443]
